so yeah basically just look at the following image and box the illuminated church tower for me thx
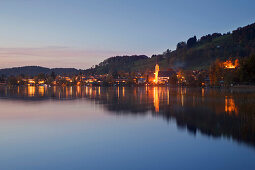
[154,64,159,84]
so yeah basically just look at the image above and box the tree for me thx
[209,59,224,86]
[238,54,255,83]
[0,74,6,82]
[7,76,18,86]
[187,36,197,48]
[176,41,186,50]
[168,74,177,85]
[37,73,46,80]
[51,71,56,79]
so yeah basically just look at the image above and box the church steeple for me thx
[154,63,159,84]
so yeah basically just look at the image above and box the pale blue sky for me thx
[0,0,254,69]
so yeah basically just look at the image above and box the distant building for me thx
[0,81,6,85]
[154,63,176,84]
[154,64,159,84]
[114,78,128,85]
[64,77,72,82]
[38,80,45,85]
[138,77,146,84]
[204,77,210,86]
[158,70,176,84]
[22,78,35,86]
[82,76,97,84]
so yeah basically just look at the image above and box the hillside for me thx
[0,66,81,77]
[85,22,255,74]
[84,55,149,75]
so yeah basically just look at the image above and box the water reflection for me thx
[153,87,159,112]
[225,96,238,115]
[28,86,35,97]
[38,86,45,96]
[0,86,255,147]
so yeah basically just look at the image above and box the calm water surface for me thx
[0,86,255,170]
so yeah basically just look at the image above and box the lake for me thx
[0,86,255,170]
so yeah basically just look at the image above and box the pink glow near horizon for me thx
[0,47,136,69]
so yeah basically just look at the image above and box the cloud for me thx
[0,46,133,69]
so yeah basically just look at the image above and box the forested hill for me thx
[0,66,81,77]
[156,22,255,70]
[84,55,149,75]
[85,22,255,74]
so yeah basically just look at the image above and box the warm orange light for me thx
[223,59,239,69]
[38,86,45,96]
[154,64,159,84]
[177,71,185,84]
[98,86,101,96]
[65,77,72,82]
[28,79,35,84]
[38,80,45,84]
[28,86,35,96]
[225,96,238,116]
[122,87,125,97]
[153,87,159,112]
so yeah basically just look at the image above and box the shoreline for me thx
[1,84,255,89]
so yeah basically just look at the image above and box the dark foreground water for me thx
[0,86,255,170]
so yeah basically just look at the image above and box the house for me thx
[158,70,176,84]
[138,77,146,84]
[114,78,128,85]
[204,77,210,86]
[82,76,97,84]
[154,64,176,84]
[22,78,35,86]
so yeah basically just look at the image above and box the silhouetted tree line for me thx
[0,66,81,77]
[84,55,148,75]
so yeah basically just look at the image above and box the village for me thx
[0,58,241,88]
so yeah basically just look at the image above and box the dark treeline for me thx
[209,54,255,86]
[0,66,81,77]
[84,55,149,75]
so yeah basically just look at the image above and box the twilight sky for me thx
[0,0,254,69]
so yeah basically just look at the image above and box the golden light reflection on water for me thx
[167,88,169,105]
[53,86,57,94]
[122,87,125,97]
[77,86,81,96]
[39,86,45,96]
[153,87,159,113]
[202,88,205,97]
[85,86,88,95]
[1,86,244,117]
[225,96,238,115]
[28,86,35,97]
[201,88,205,103]
[89,87,92,96]
[178,87,186,107]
